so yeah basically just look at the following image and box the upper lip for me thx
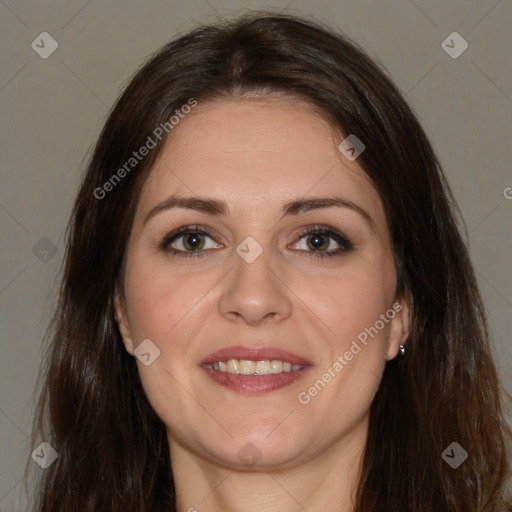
[200,345,313,366]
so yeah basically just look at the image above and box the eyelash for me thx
[159,224,354,260]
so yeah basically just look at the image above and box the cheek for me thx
[124,256,205,346]
[124,245,397,360]
[119,244,399,459]
[290,252,397,428]
[295,252,397,353]
[122,259,211,437]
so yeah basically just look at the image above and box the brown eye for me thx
[291,226,353,259]
[180,232,206,251]
[160,225,222,259]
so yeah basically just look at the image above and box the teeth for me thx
[227,359,239,373]
[256,360,271,374]
[206,359,305,375]
[270,360,283,373]
[240,360,256,375]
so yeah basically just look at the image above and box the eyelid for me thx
[159,223,354,259]
[159,224,222,253]
[159,224,217,245]
[291,224,354,252]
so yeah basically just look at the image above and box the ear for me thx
[113,286,134,356]
[384,294,411,361]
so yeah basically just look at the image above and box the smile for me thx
[204,359,305,375]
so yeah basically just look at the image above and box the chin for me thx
[198,421,311,470]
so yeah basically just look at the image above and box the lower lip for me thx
[201,365,312,394]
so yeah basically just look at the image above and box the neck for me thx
[168,416,368,512]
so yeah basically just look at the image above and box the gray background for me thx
[1,0,511,509]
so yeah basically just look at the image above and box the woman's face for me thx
[115,96,410,470]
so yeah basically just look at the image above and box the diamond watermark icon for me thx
[338,134,365,161]
[441,32,468,59]
[32,237,58,263]
[31,442,58,469]
[441,442,468,469]
[134,338,161,366]
[237,442,263,467]
[31,32,59,59]
[236,236,263,263]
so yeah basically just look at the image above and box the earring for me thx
[399,344,407,356]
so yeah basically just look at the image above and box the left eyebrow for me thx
[142,195,375,231]
[281,197,375,230]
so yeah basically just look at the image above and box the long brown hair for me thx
[26,12,512,511]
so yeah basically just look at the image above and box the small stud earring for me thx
[399,344,407,356]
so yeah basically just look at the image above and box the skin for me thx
[114,96,410,512]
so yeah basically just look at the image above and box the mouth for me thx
[199,346,313,394]
[204,359,305,374]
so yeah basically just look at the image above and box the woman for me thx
[27,12,512,511]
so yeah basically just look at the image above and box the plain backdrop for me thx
[1,0,511,509]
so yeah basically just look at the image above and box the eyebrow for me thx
[142,195,375,230]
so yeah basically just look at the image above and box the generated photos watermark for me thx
[31,441,58,469]
[94,98,198,200]
[298,302,403,405]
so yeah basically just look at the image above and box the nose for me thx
[218,241,293,326]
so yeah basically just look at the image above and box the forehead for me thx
[133,97,385,228]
